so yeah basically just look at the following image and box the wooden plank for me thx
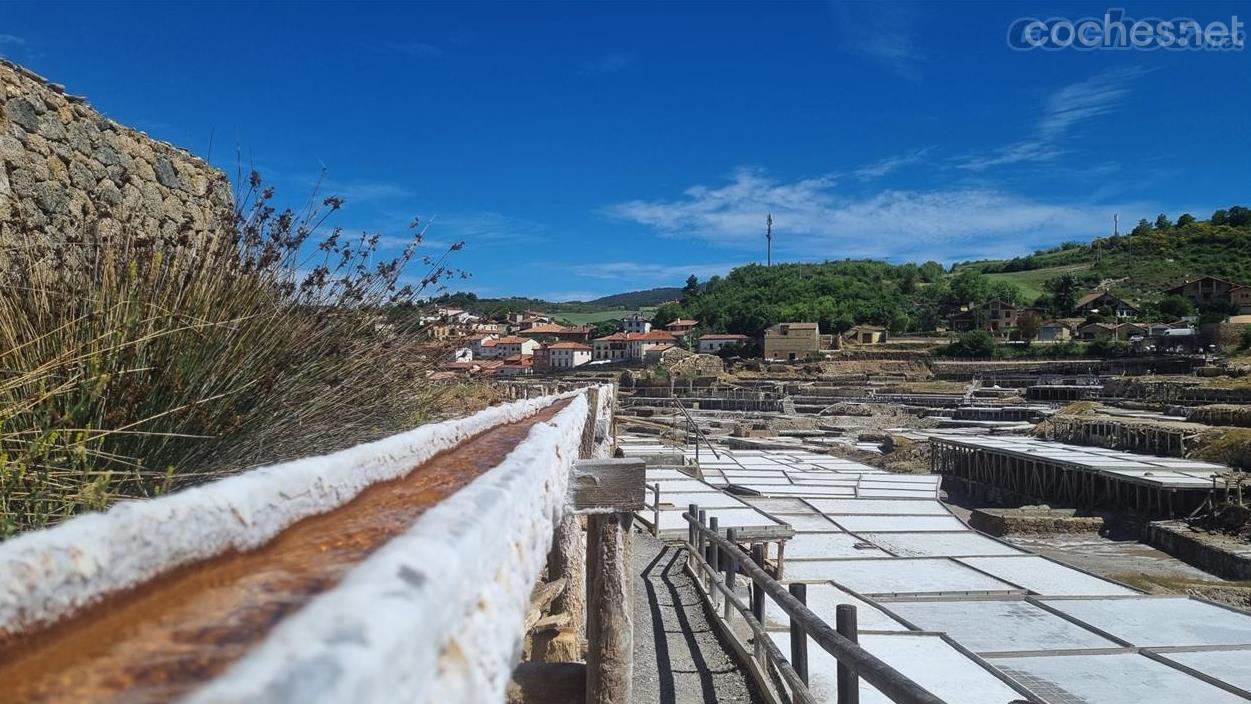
[586,512,633,704]
[568,459,645,513]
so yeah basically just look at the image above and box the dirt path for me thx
[0,400,570,704]
[632,533,763,704]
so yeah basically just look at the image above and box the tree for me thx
[949,269,988,306]
[1177,213,1197,227]
[682,274,700,301]
[949,330,996,357]
[1154,213,1172,230]
[1228,206,1251,228]
[1131,218,1152,236]
[1045,273,1081,315]
[1157,295,1195,319]
[1016,311,1042,346]
[1212,209,1229,226]
[919,261,945,283]
[1240,326,1251,351]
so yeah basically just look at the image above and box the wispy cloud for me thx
[831,2,924,82]
[0,34,27,48]
[433,211,549,247]
[855,147,933,179]
[559,260,741,282]
[608,168,1148,263]
[958,67,1148,171]
[318,178,413,205]
[579,52,635,75]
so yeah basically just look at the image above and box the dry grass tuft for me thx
[0,173,469,535]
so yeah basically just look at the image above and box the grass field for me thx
[544,308,655,325]
[982,263,1092,301]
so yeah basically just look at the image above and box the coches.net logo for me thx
[1008,8,1245,51]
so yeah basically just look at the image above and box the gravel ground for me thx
[631,531,763,704]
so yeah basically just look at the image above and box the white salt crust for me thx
[0,387,600,638]
[183,390,599,703]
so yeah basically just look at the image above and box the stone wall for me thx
[0,59,233,245]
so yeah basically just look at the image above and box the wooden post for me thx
[652,484,661,537]
[789,583,809,686]
[724,528,738,621]
[586,512,633,704]
[569,458,643,704]
[836,604,860,704]
[751,543,767,665]
[546,513,586,652]
[708,517,720,608]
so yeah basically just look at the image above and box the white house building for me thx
[622,313,652,334]
[698,333,750,353]
[547,342,592,368]
[493,336,541,357]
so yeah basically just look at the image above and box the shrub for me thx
[0,174,465,535]
[1241,326,1251,351]
[940,330,996,358]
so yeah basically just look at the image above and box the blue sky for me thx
[3,1,1248,300]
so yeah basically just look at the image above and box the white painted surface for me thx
[764,583,907,632]
[784,532,890,559]
[807,498,952,516]
[791,558,1020,595]
[833,515,967,533]
[769,632,1025,704]
[1039,596,1251,647]
[860,532,1024,558]
[883,599,1118,653]
[991,652,1246,704]
[1160,649,1251,693]
[956,556,1136,596]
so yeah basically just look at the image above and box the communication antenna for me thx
[766,213,773,266]
[1113,213,1119,237]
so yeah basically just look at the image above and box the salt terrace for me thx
[620,436,1251,704]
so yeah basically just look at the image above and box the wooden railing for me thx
[682,506,947,704]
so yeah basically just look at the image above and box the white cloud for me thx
[607,169,1147,263]
[855,147,933,179]
[563,261,742,282]
[958,67,1147,171]
[831,2,924,82]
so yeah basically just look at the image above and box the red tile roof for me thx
[632,330,678,341]
[495,336,531,344]
[548,342,592,350]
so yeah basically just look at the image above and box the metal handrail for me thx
[683,509,947,704]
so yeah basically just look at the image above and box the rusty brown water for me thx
[0,400,570,703]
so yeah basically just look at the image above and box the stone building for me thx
[763,322,821,361]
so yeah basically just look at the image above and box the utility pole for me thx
[766,213,773,266]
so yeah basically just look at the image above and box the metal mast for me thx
[766,213,773,266]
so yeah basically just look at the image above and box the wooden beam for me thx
[508,662,586,704]
[586,511,633,704]
[568,459,645,514]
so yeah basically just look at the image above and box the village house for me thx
[467,334,499,359]
[1231,285,1251,315]
[493,335,541,358]
[1113,322,1148,340]
[1078,322,1116,340]
[592,332,632,361]
[621,313,652,334]
[664,319,699,335]
[1035,320,1073,343]
[1074,292,1139,319]
[546,342,593,369]
[496,355,534,377]
[698,333,750,353]
[521,323,593,343]
[845,325,888,345]
[949,300,1020,333]
[627,330,678,360]
[1165,276,1245,307]
[763,322,821,361]
[642,343,676,365]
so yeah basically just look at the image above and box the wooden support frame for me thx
[569,457,646,704]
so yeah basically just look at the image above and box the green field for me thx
[982,263,1092,301]
[544,307,656,325]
